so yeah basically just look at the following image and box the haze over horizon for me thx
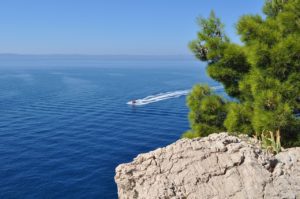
[0,0,264,55]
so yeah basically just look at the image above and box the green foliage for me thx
[189,11,250,98]
[181,130,200,139]
[224,102,253,136]
[189,11,229,63]
[185,0,300,146]
[263,0,289,18]
[182,84,226,138]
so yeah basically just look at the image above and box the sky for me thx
[0,0,264,55]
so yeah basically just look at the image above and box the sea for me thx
[0,55,222,198]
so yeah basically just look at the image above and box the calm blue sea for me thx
[0,56,220,198]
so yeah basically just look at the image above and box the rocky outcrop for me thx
[115,133,300,199]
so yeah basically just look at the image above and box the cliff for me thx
[115,133,300,199]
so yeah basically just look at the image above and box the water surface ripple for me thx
[0,63,221,198]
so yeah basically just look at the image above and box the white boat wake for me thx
[127,85,223,106]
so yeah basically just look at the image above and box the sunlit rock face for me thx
[115,133,300,199]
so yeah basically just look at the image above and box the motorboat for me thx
[127,100,137,105]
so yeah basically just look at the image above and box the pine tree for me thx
[185,0,300,147]
[182,85,226,138]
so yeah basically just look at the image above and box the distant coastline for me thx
[0,53,195,60]
[0,54,199,69]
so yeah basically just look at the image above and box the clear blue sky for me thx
[0,0,264,55]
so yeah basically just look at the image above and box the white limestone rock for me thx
[115,133,300,199]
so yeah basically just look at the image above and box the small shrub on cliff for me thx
[184,0,300,147]
[261,130,282,154]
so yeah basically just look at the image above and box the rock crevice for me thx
[115,133,300,199]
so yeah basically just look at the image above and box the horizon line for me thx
[0,53,194,57]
